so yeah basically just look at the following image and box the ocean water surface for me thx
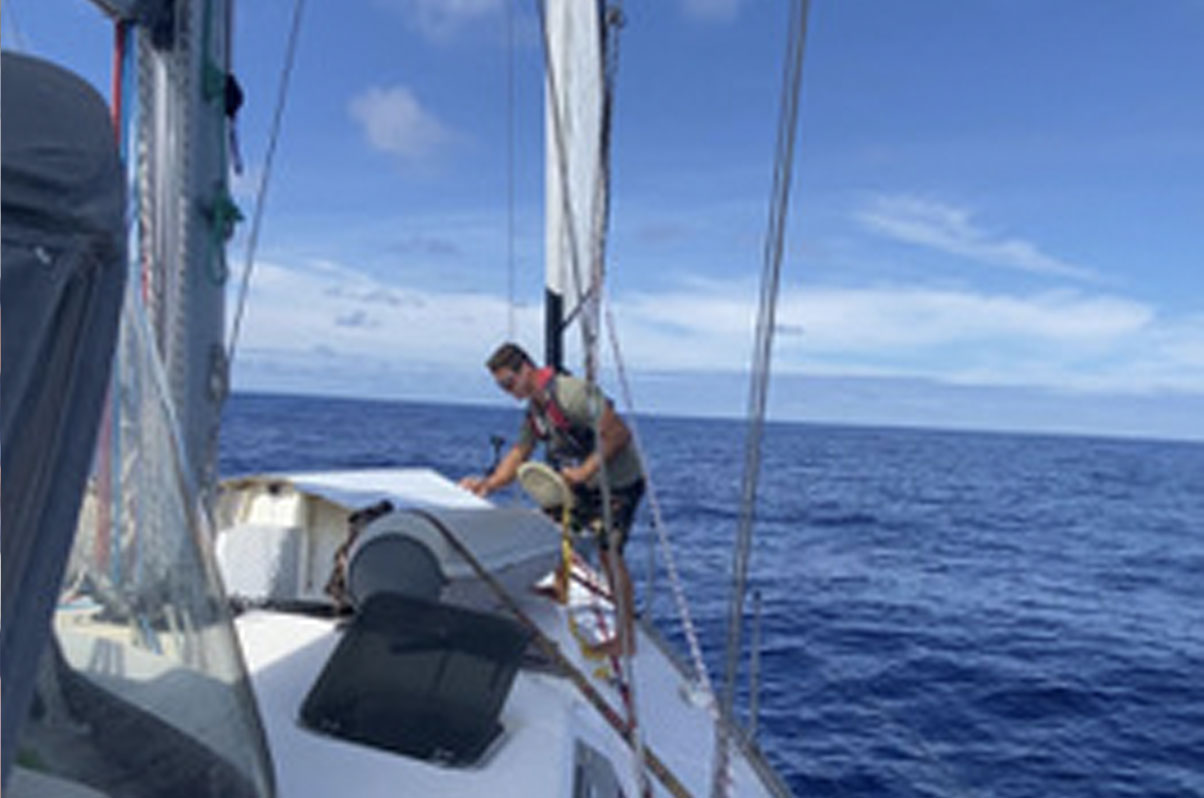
[220,393,1204,797]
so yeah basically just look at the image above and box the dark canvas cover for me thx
[1,51,127,785]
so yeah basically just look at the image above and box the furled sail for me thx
[542,0,608,371]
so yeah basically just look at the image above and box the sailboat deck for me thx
[235,584,780,797]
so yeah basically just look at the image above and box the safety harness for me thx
[526,367,595,465]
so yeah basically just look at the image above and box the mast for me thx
[542,0,606,371]
[121,0,238,506]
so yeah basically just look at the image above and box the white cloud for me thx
[778,287,1151,350]
[608,279,1204,395]
[229,258,539,370]
[619,280,1146,349]
[857,195,1099,281]
[391,0,501,41]
[229,259,1204,399]
[348,85,454,162]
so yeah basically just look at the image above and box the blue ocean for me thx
[220,393,1204,798]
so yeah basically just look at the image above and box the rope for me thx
[505,0,517,340]
[748,589,762,741]
[538,5,650,792]
[582,1,622,383]
[558,504,611,662]
[111,22,128,141]
[226,0,306,361]
[408,508,693,798]
[711,2,810,795]
[603,299,716,702]
[537,0,718,719]
[2,0,29,50]
[534,0,594,341]
[584,11,657,797]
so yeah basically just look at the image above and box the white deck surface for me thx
[287,468,492,511]
[225,468,785,797]
[235,581,779,797]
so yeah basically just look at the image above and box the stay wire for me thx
[604,297,716,702]
[534,0,609,560]
[583,2,621,383]
[537,4,654,794]
[588,9,657,797]
[226,0,305,364]
[711,1,809,795]
[3,0,29,51]
[589,2,717,721]
[409,508,692,798]
[505,0,517,340]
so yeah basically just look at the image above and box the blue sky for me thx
[5,1,1203,441]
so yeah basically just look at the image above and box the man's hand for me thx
[458,475,490,496]
[560,463,590,486]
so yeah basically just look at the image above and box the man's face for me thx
[492,363,534,400]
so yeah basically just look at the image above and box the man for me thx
[460,342,644,656]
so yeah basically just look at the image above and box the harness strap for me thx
[529,368,594,459]
[531,367,574,436]
[535,367,571,431]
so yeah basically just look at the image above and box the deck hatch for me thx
[299,593,531,766]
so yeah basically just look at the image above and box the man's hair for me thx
[486,341,533,372]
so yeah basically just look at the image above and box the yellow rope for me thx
[557,504,616,664]
[556,503,573,603]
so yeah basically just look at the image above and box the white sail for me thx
[543,0,607,369]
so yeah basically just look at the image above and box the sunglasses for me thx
[495,372,518,391]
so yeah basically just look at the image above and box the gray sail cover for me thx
[1,51,127,785]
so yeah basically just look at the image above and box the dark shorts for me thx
[568,478,645,553]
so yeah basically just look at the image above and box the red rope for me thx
[110,22,125,140]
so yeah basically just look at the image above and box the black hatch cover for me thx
[300,593,532,766]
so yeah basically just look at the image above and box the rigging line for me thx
[540,4,652,791]
[560,281,600,331]
[581,1,612,382]
[3,0,29,51]
[226,0,305,363]
[535,0,612,633]
[535,0,594,346]
[408,508,693,798]
[603,297,716,701]
[711,1,810,796]
[506,0,517,339]
[574,0,620,584]
[573,9,655,795]
[584,1,621,383]
[537,5,641,758]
